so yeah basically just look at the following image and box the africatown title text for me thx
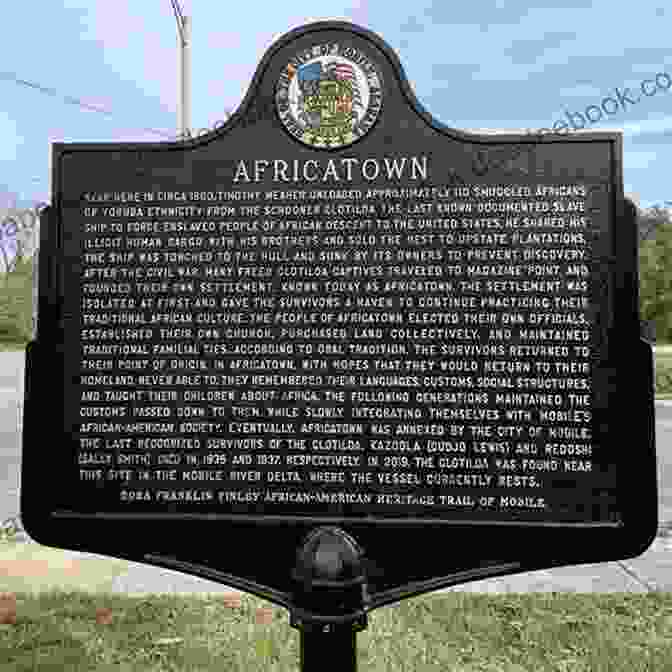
[232,156,429,183]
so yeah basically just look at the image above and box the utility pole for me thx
[171,1,191,139]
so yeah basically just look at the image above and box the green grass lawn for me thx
[0,587,670,671]
[0,343,27,353]
[655,348,672,398]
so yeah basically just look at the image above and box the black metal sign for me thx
[22,19,656,670]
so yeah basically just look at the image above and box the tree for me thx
[0,204,42,275]
[637,203,671,242]
[639,213,672,343]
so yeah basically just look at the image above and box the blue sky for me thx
[0,0,669,210]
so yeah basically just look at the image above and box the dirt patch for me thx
[1,554,82,579]
[0,542,132,595]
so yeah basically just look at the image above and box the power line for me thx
[0,71,176,140]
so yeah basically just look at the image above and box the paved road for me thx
[2,350,671,534]
[656,402,672,526]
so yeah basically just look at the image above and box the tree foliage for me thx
[0,204,42,273]
[639,205,672,343]
[0,255,33,343]
[638,203,671,243]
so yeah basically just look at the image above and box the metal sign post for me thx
[290,527,367,671]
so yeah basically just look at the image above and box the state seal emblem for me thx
[275,43,383,149]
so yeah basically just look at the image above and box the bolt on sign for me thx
[22,20,655,670]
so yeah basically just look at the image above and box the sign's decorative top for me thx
[275,42,383,149]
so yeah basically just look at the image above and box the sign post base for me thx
[290,527,369,672]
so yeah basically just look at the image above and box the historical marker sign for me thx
[23,21,656,614]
